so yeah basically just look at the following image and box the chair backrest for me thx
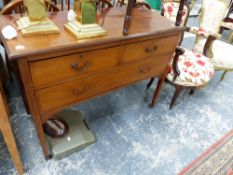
[117,0,127,7]
[226,0,233,18]
[2,0,11,6]
[96,0,113,9]
[162,0,190,26]
[52,0,70,11]
[52,0,113,11]
[0,0,59,15]
[199,0,228,35]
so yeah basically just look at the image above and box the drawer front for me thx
[36,54,172,115]
[123,36,178,63]
[30,46,122,88]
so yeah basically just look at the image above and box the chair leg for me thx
[6,59,13,82]
[170,85,184,110]
[146,77,155,90]
[191,0,196,9]
[189,88,195,95]
[220,70,228,81]
[227,31,233,43]
[219,27,224,34]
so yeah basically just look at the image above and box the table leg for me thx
[17,59,50,159]
[149,66,169,107]
[1,122,24,175]
[0,85,23,175]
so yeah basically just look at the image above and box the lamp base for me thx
[16,17,60,37]
[64,20,106,39]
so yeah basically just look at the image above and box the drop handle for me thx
[71,63,78,70]
[145,46,158,53]
[70,60,89,72]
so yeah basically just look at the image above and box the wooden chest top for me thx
[0,8,185,61]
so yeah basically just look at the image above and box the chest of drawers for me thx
[29,35,178,118]
[0,9,185,158]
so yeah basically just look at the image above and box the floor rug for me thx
[179,130,233,175]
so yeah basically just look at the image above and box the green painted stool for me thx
[146,0,161,10]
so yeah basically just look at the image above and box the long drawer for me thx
[36,54,172,115]
[30,46,122,89]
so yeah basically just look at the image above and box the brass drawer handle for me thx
[72,86,88,95]
[70,55,90,72]
[71,63,78,70]
[145,46,158,53]
[71,61,89,72]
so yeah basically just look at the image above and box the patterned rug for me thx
[179,130,233,175]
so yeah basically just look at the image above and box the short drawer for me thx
[30,46,122,88]
[36,54,172,115]
[123,36,178,63]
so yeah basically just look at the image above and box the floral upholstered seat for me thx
[147,0,216,109]
[167,49,214,87]
[163,1,189,26]
[148,0,233,109]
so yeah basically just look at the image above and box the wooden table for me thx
[0,7,185,158]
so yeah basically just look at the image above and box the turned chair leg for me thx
[6,60,13,82]
[170,85,184,110]
[220,70,228,81]
[146,77,155,90]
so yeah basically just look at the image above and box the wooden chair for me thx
[2,0,11,6]
[0,79,23,175]
[147,0,215,109]
[96,0,113,9]
[117,0,150,8]
[0,0,59,15]
[117,0,196,10]
[52,0,113,11]
[51,0,70,11]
